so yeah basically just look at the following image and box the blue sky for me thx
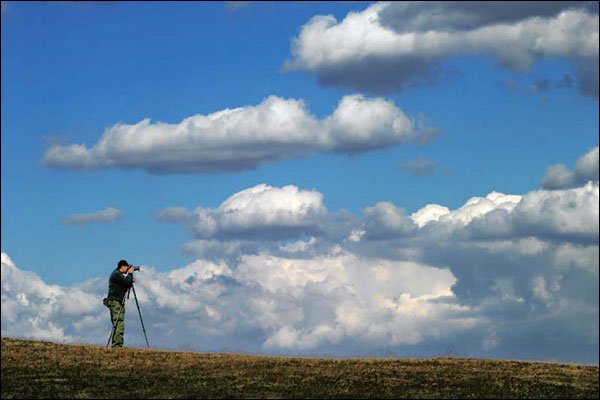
[1,2,598,363]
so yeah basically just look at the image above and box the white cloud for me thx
[64,207,122,225]
[410,204,450,228]
[284,2,599,97]
[42,95,433,173]
[541,146,599,189]
[402,191,523,239]
[159,184,327,241]
[440,192,522,227]
[217,184,325,232]
[159,184,361,263]
[1,250,472,354]
[3,170,599,361]
[1,253,103,343]
[511,182,599,243]
[346,174,597,361]
[4,152,599,361]
[410,182,598,244]
[236,252,456,301]
[575,146,600,180]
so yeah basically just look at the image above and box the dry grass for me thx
[1,337,598,399]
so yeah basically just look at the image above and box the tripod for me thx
[106,283,150,348]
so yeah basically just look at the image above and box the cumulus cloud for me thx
[574,146,600,179]
[410,204,450,228]
[3,181,599,361]
[284,2,599,97]
[412,182,598,245]
[393,191,597,362]
[4,153,599,362]
[42,95,434,174]
[541,146,599,189]
[510,182,599,244]
[350,173,597,361]
[1,253,105,343]
[157,184,327,241]
[63,207,122,225]
[157,184,362,263]
[436,191,522,228]
[363,202,416,240]
[1,250,473,355]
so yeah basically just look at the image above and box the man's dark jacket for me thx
[106,268,133,303]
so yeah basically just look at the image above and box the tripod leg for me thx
[131,284,150,348]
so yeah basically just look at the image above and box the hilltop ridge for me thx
[2,337,598,399]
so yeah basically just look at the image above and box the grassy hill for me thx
[1,337,598,399]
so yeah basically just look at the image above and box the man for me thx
[103,259,135,348]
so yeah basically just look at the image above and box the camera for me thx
[131,266,141,271]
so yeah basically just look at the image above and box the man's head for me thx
[117,259,130,272]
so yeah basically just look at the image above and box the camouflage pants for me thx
[103,298,126,347]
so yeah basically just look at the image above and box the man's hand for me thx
[127,266,135,274]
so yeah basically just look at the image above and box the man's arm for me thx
[110,268,134,287]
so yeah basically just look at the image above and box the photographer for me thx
[103,259,136,348]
